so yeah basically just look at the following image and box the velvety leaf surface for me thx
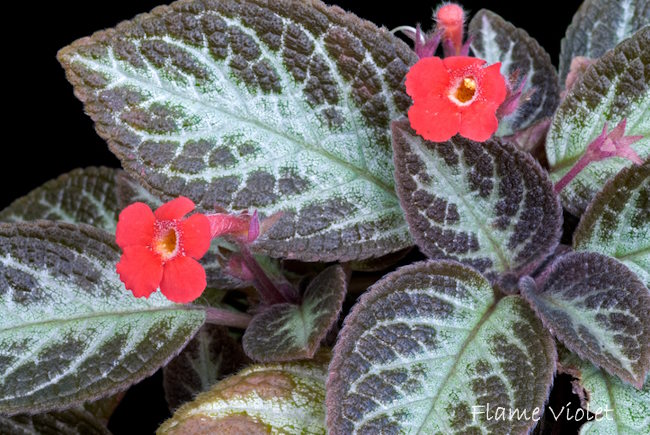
[469,9,560,136]
[559,0,650,81]
[521,252,650,388]
[58,0,418,262]
[243,265,346,361]
[163,324,249,410]
[547,27,650,215]
[574,160,650,287]
[392,121,562,279]
[327,261,556,434]
[0,408,110,435]
[0,221,205,415]
[560,350,650,434]
[83,393,125,426]
[0,167,120,233]
[158,352,329,434]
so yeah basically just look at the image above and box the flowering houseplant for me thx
[0,0,649,434]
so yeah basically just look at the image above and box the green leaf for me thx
[0,408,110,435]
[468,9,560,136]
[574,160,650,287]
[547,27,650,215]
[559,0,650,82]
[115,169,163,210]
[158,352,329,434]
[391,121,562,280]
[0,221,205,415]
[559,349,650,434]
[163,324,249,410]
[243,265,346,362]
[327,261,556,434]
[521,252,650,388]
[0,167,121,233]
[83,393,125,426]
[57,0,417,262]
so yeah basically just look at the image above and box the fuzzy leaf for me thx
[0,408,110,435]
[521,252,650,388]
[243,265,346,362]
[327,261,556,434]
[57,0,417,262]
[163,324,249,411]
[0,221,205,415]
[547,27,650,215]
[158,352,329,434]
[559,0,650,82]
[0,167,121,233]
[468,9,560,136]
[391,121,562,280]
[574,161,650,287]
[83,393,125,426]
[560,350,650,434]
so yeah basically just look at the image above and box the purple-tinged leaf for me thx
[0,408,110,435]
[243,265,345,362]
[468,9,560,136]
[521,252,650,388]
[327,260,556,434]
[392,121,562,280]
[574,160,650,287]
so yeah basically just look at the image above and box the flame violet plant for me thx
[0,0,648,434]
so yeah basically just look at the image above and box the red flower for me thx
[116,197,211,303]
[406,56,507,142]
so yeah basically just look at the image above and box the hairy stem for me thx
[238,243,299,305]
[196,306,252,329]
[554,156,590,193]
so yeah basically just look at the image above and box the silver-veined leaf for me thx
[57,0,417,262]
[574,160,650,287]
[559,0,650,82]
[243,265,346,362]
[469,9,560,136]
[547,27,650,215]
[0,408,110,435]
[327,261,556,434]
[521,252,650,388]
[391,121,562,281]
[0,221,205,415]
[158,352,329,434]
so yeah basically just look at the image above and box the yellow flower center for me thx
[453,77,477,103]
[154,227,179,260]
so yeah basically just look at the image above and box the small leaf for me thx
[391,121,562,280]
[57,0,418,262]
[0,221,205,415]
[521,252,650,388]
[327,260,556,434]
[0,408,110,435]
[574,160,650,287]
[547,27,650,215]
[163,324,249,411]
[243,265,346,362]
[0,167,121,233]
[559,349,650,434]
[559,0,650,82]
[158,352,329,434]
[468,9,560,136]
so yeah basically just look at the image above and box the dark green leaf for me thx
[0,408,110,435]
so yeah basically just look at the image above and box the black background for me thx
[4,0,584,433]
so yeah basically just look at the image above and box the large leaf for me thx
[163,324,249,410]
[521,252,650,388]
[574,160,650,287]
[559,0,650,82]
[0,221,205,415]
[0,167,121,233]
[158,352,329,434]
[243,265,346,362]
[560,349,650,434]
[327,261,556,434]
[468,9,560,136]
[391,121,562,281]
[547,27,650,215]
[57,0,418,262]
[0,408,110,435]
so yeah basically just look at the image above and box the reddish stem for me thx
[199,306,252,329]
[554,156,591,194]
[237,243,298,305]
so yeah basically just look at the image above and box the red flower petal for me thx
[443,56,486,73]
[405,57,450,101]
[154,196,195,221]
[477,62,507,106]
[116,246,163,298]
[159,256,207,303]
[458,102,500,141]
[180,213,211,259]
[115,203,155,249]
[408,98,461,142]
